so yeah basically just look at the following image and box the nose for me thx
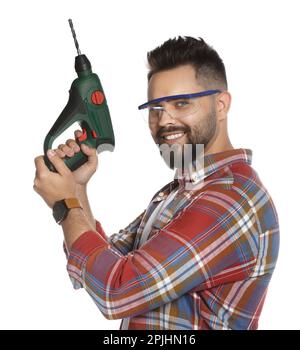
[157,109,176,127]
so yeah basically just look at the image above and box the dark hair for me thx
[147,36,227,90]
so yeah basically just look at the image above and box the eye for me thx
[175,100,189,108]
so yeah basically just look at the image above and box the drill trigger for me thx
[77,128,87,142]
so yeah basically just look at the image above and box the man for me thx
[34,36,279,330]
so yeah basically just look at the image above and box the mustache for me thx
[156,125,190,140]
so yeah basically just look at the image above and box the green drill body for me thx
[44,20,115,172]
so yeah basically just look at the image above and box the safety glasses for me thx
[138,89,221,124]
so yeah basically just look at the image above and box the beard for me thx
[157,107,217,170]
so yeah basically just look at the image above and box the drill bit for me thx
[68,19,81,56]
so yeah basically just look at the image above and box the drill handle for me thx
[43,87,92,172]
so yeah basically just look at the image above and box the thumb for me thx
[47,149,70,175]
[80,143,98,163]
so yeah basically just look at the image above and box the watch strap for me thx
[64,197,82,209]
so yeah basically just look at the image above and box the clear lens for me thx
[140,98,201,125]
[167,98,199,118]
[139,107,151,124]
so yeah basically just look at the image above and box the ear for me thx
[216,91,231,121]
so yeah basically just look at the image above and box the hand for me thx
[54,130,98,186]
[33,151,78,208]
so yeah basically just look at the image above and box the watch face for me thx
[53,200,68,224]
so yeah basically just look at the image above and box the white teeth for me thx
[164,133,184,140]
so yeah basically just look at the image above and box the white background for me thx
[0,0,299,330]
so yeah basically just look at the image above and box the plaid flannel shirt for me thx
[66,148,279,330]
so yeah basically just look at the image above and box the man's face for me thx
[147,64,218,169]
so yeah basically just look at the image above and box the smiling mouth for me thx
[161,132,186,141]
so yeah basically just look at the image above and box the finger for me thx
[80,144,98,167]
[54,148,66,158]
[58,144,74,157]
[74,130,82,139]
[46,150,71,176]
[80,143,97,157]
[66,139,80,152]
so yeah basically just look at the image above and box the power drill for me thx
[44,19,115,172]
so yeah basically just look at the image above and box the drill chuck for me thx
[75,54,92,73]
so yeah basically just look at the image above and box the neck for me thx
[205,137,234,155]
[204,119,233,156]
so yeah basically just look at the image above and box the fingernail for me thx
[47,149,55,158]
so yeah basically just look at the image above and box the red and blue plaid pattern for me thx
[66,148,279,329]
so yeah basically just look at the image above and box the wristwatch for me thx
[52,198,83,225]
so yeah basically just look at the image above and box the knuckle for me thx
[62,145,71,153]
[38,171,48,180]
[68,140,80,150]
[56,150,65,158]
[66,139,75,145]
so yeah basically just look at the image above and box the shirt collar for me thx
[151,148,252,202]
[174,148,253,187]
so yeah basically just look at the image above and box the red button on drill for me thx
[78,128,87,142]
[91,90,105,105]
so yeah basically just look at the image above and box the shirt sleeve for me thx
[63,211,145,259]
[96,210,146,255]
[66,189,258,320]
